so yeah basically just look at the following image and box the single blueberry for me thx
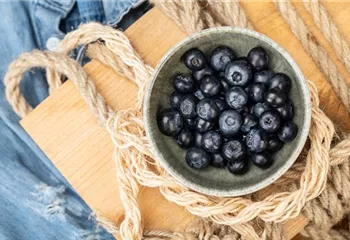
[259,110,281,133]
[251,152,273,169]
[176,128,194,149]
[201,131,223,153]
[278,121,298,142]
[173,74,195,93]
[186,148,211,169]
[252,102,271,118]
[211,153,228,168]
[218,110,242,138]
[220,77,231,92]
[246,128,268,153]
[183,48,206,71]
[269,73,292,93]
[225,86,248,110]
[184,117,197,129]
[213,98,227,113]
[179,95,198,119]
[227,159,249,175]
[249,83,266,103]
[196,117,214,133]
[224,60,253,87]
[157,108,183,136]
[194,89,205,100]
[241,114,258,134]
[193,65,216,85]
[267,136,283,153]
[170,91,184,109]
[200,75,221,97]
[210,45,236,71]
[264,88,286,108]
[196,98,220,121]
[276,100,294,120]
[194,132,203,147]
[222,140,246,161]
[254,70,274,85]
[248,47,269,71]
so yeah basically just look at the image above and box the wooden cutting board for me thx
[20,2,350,239]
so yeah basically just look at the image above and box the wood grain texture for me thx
[20,2,350,239]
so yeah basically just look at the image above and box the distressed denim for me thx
[0,0,142,239]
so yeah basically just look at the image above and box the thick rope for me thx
[303,0,350,77]
[206,0,253,29]
[273,0,350,113]
[4,51,112,124]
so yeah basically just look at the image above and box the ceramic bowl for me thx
[144,27,311,197]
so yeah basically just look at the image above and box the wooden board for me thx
[20,2,350,239]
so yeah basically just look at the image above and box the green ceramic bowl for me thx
[144,27,311,197]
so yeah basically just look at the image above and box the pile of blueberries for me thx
[157,45,298,175]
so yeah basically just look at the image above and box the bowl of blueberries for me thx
[144,27,311,197]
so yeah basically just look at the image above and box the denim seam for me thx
[107,0,144,27]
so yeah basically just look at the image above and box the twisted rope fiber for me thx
[205,0,253,29]
[303,0,350,77]
[273,0,350,113]
[5,1,350,238]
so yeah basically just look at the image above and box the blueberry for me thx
[173,74,195,93]
[267,136,283,152]
[251,152,273,169]
[210,46,236,71]
[184,117,197,129]
[179,95,198,119]
[241,114,258,133]
[213,98,227,113]
[222,140,246,161]
[278,121,298,142]
[252,102,271,118]
[193,65,216,84]
[249,83,266,103]
[220,78,230,92]
[218,110,242,137]
[211,153,228,168]
[226,86,248,110]
[176,128,194,149]
[194,89,205,100]
[194,132,203,147]
[183,48,206,71]
[259,110,281,133]
[246,128,268,153]
[225,60,253,87]
[196,117,214,133]
[196,98,220,121]
[200,76,221,97]
[186,148,211,169]
[264,88,286,108]
[269,73,291,93]
[276,100,294,120]
[248,47,268,71]
[170,91,184,109]
[238,106,250,116]
[227,160,249,175]
[157,108,183,136]
[201,131,223,153]
[254,70,274,85]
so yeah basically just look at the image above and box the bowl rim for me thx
[144,26,311,197]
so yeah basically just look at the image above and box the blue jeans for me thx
[0,1,142,239]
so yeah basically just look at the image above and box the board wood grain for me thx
[20,2,350,239]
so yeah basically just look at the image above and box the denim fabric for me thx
[0,0,142,239]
